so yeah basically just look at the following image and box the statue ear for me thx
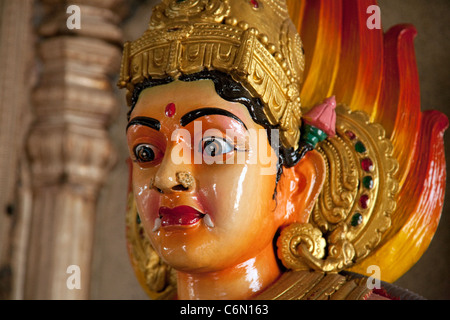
[276,150,326,226]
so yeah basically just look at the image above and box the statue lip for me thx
[159,205,205,227]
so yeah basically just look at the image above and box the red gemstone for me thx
[359,194,370,209]
[165,103,176,118]
[345,130,356,140]
[250,0,259,8]
[361,158,374,172]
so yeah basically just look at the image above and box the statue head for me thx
[119,0,403,299]
[125,70,327,284]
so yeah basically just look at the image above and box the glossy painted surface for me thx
[126,80,326,299]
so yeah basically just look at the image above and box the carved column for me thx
[0,0,35,300]
[25,0,126,299]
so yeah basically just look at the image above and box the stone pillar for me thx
[24,0,126,299]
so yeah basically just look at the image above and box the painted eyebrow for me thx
[127,116,161,131]
[180,108,248,130]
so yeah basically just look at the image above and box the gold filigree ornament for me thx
[277,105,399,273]
[125,192,177,300]
[118,0,305,150]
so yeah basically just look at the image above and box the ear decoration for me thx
[277,104,398,273]
[300,96,337,148]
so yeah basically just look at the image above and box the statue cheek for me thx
[132,173,160,223]
[202,165,275,232]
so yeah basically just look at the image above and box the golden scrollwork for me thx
[277,223,326,271]
[277,105,399,273]
[150,0,231,27]
[254,270,372,300]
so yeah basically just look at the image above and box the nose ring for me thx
[176,171,194,189]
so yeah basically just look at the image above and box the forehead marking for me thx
[165,103,176,118]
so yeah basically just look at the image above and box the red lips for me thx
[159,206,204,227]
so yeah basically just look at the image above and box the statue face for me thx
[127,80,281,272]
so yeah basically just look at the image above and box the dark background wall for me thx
[90,0,450,300]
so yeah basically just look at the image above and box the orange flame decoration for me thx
[287,0,448,282]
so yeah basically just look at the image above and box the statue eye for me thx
[134,144,156,163]
[200,137,234,157]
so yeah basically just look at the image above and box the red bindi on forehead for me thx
[165,103,176,118]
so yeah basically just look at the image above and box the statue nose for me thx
[153,171,195,194]
[152,143,195,193]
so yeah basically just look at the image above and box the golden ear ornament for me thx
[277,105,399,273]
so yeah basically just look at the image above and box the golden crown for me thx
[118,0,305,150]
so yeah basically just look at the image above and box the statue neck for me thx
[176,244,281,300]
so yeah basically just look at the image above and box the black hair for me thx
[129,70,312,198]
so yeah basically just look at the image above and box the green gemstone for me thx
[136,213,141,225]
[362,176,374,189]
[351,213,363,227]
[301,124,328,147]
[355,141,367,153]
[303,132,320,146]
